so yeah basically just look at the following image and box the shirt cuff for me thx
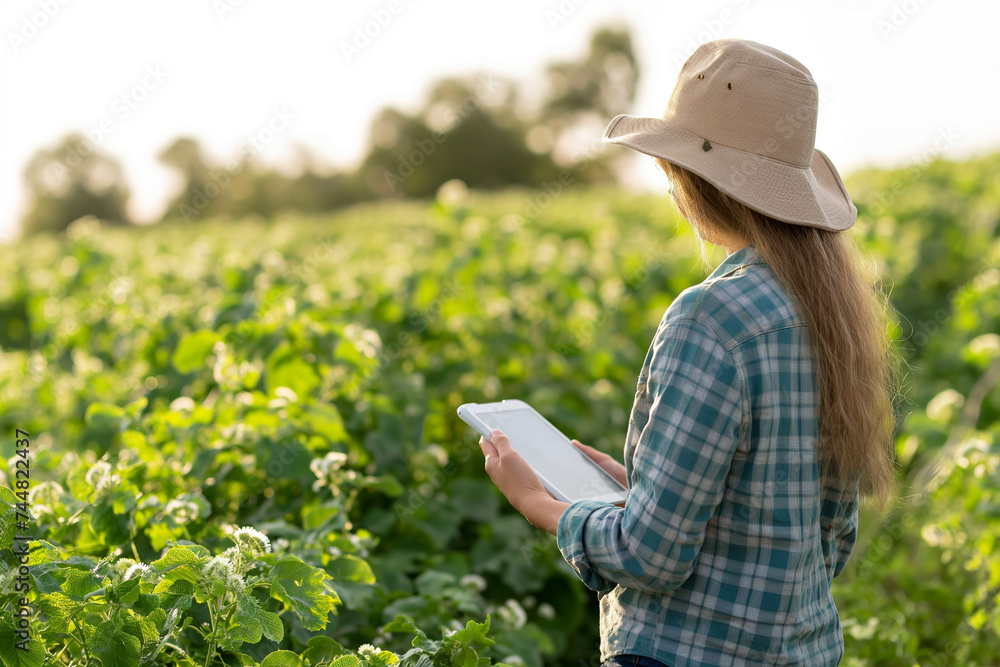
[556,499,619,593]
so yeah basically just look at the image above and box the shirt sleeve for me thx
[832,487,860,579]
[556,317,744,594]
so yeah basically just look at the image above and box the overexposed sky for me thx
[2,0,999,240]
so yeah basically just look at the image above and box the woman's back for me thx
[557,244,859,666]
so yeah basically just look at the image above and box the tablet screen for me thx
[475,407,625,499]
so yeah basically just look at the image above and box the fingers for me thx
[479,436,498,461]
[489,429,513,456]
[572,439,605,460]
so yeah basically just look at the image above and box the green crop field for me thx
[1,152,999,666]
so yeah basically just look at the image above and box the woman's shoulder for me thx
[661,264,807,349]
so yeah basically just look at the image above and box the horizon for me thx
[3,0,999,240]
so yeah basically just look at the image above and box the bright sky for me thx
[3,0,999,241]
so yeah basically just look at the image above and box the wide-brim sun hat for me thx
[602,38,857,231]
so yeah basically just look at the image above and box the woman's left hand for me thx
[479,429,568,534]
[479,429,549,511]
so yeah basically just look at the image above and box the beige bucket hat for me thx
[602,38,857,231]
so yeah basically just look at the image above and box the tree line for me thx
[18,27,638,237]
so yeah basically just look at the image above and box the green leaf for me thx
[154,578,196,610]
[301,636,346,663]
[259,609,284,643]
[172,329,221,373]
[228,594,284,647]
[414,570,457,597]
[109,577,141,605]
[300,402,349,443]
[302,504,339,531]
[383,615,419,635]
[0,488,17,549]
[84,402,126,430]
[60,567,102,597]
[0,610,45,666]
[328,656,361,667]
[453,645,478,667]
[151,545,206,571]
[367,474,405,497]
[34,592,81,634]
[327,554,376,584]
[92,628,142,666]
[261,651,303,667]
[266,342,321,398]
[131,592,160,615]
[451,616,493,647]
[268,555,340,631]
[369,650,400,666]
[90,502,132,544]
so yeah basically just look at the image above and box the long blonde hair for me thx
[656,158,900,511]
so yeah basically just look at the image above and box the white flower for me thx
[28,481,64,506]
[538,603,556,620]
[926,388,964,422]
[201,555,245,594]
[164,498,201,524]
[85,461,121,496]
[459,573,487,592]
[311,451,350,491]
[230,526,272,556]
[969,333,1000,358]
[170,396,196,412]
[501,656,525,667]
[202,556,233,580]
[275,386,299,402]
[123,563,151,581]
[498,598,527,629]
[357,644,378,658]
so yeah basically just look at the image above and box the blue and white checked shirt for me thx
[557,244,860,666]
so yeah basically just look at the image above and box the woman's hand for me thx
[572,439,628,489]
[479,429,569,535]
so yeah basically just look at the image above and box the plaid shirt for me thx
[557,244,860,666]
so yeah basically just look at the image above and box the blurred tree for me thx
[358,77,570,199]
[20,132,131,237]
[158,137,371,223]
[538,26,640,161]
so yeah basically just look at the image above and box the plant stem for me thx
[203,599,217,667]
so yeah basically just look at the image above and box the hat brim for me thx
[602,114,857,232]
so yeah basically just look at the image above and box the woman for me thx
[478,39,900,666]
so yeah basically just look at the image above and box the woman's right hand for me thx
[572,440,628,489]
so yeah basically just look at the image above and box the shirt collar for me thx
[705,244,764,282]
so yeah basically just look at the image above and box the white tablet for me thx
[457,399,628,505]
